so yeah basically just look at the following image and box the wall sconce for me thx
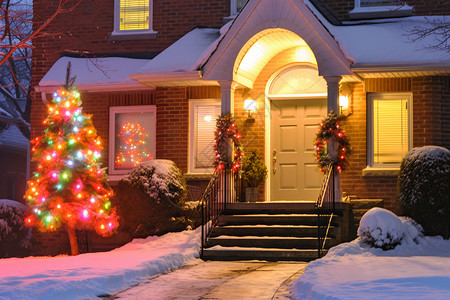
[339,83,353,117]
[244,99,257,122]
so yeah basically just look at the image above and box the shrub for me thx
[241,150,268,187]
[0,199,31,257]
[358,207,404,250]
[398,146,450,238]
[358,208,423,250]
[113,160,200,238]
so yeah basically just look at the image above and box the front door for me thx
[270,98,326,201]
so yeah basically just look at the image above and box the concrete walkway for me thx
[109,260,308,300]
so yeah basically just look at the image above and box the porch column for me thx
[219,80,237,203]
[324,76,342,202]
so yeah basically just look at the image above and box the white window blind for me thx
[120,0,149,30]
[373,97,409,165]
[194,105,221,169]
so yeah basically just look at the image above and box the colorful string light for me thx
[24,88,118,236]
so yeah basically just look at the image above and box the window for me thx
[230,0,249,16]
[367,93,411,167]
[111,0,157,40]
[359,0,400,7]
[189,99,221,173]
[351,0,413,19]
[109,106,156,176]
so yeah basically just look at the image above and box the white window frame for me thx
[230,0,248,16]
[111,0,158,40]
[109,105,156,178]
[188,99,221,174]
[366,92,412,171]
[350,0,413,19]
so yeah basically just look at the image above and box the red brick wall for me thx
[340,76,450,212]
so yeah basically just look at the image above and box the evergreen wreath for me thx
[314,111,351,172]
[214,114,243,172]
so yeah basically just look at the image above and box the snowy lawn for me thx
[0,227,200,299]
[292,208,450,300]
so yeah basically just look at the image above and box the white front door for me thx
[270,98,326,201]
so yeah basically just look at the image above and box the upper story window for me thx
[230,0,249,16]
[111,0,157,40]
[350,0,413,19]
[367,93,412,168]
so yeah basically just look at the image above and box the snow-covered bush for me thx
[114,160,200,238]
[0,199,31,257]
[357,207,423,250]
[398,146,450,238]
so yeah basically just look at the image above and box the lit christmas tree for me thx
[115,121,152,169]
[24,70,118,255]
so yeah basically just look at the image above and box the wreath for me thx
[214,114,243,172]
[314,111,351,172]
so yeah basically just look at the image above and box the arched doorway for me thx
[266,65,327,201]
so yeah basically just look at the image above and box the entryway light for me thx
[244,99,257,121]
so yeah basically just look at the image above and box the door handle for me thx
[272,149,277,174]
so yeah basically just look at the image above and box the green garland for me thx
[314,111,351,172]
[214,114,243,172]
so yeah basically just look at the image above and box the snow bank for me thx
[0,227,200,299]
[292,208,450,300]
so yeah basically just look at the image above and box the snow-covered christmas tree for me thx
[24,68,118,255]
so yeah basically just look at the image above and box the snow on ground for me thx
[0,227,200,300]
[292,208,450,300]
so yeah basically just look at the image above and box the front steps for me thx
[201,202,340,261]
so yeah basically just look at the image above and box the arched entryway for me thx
[266,65,327,201]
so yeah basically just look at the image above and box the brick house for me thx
[30,0,450,256]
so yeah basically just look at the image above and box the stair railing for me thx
[200,167,238,258]
[315,162,335,258]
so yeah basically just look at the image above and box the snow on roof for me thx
[135,27,222,74]
[39,56,152,87]
[305,1,450,65]
[0,124,29,151]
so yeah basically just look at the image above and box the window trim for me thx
[108,105,157,177]
[350,0,413,19]
[366,92,412,171]
[110,0,158,41]
[188,99,221,174]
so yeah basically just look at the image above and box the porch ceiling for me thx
[233,29,317,89]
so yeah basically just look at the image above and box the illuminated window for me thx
[109,106,156,175]
[112,0,157,39]
[189,99,221,173]
[230,0,249,16]
[368,93,411,167]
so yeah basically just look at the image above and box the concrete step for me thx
[224,202,316,214]
[206,236,331,249]
[210,225,334,238]
[202,247,324,261]
[217,214,335,226]
[350,199,384,209]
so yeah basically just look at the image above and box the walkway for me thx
[109,260,308,300]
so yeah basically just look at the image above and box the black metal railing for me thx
[315,163,335,258]
[200,168,240,257]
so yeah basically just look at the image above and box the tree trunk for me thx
[67,225,79,256]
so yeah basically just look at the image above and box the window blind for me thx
[120,0,149,30]
[373,98,408,165]
[194,105,220,169]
